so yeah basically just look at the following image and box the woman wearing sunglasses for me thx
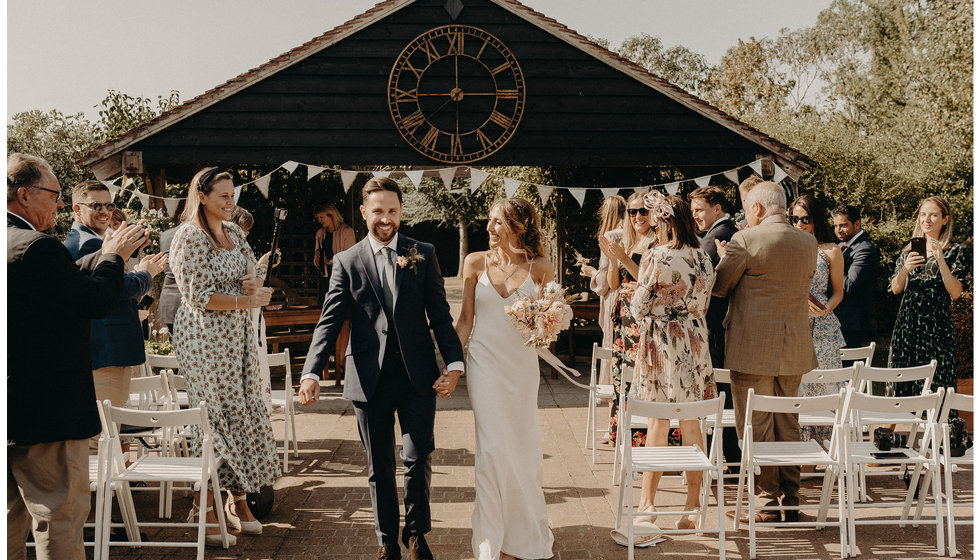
[788,195,846,445]
[598,192,657,446]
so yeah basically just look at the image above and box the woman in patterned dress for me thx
[789,195,846,444]
[888,196,968,397]
[599,192,657,446]
[629,193,716,529]
[171,167,279,545]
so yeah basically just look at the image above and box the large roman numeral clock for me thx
[388,25,526,164]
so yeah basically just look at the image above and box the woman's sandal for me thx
[634,505,657,525]
[187,503,237,547]
[226,497,263,535]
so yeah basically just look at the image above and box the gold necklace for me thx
[495,259,524,283]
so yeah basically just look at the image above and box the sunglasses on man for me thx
[78,202,117,213]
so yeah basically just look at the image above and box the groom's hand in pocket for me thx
[298,379,321,405]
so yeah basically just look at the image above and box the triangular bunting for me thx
[306,165,326,181]
[749,159,764,177]
[104,183,119,199]
[128,190,139,206]
[633,186,649,194]
[694,176,711,188]
[281,161,299,174]
[373,170,391,178]
[600,187,619,199]
[536,184,554,204]
[438,168,456,191]
[234,186,243,203]
[567,188,587,208]
[405,170,425,190]
[163,198,179,217]
[254,174,271,199]
[665,182,680,195]
[503,178,521,198]
[134,190,149,207]
[340,170,359,193]
[469,168,489,193]
[122,176,133,189]
[723,169,740,184]
[772,166,788,183]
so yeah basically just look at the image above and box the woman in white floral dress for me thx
[628,192,716,530]
[171,167,279,546]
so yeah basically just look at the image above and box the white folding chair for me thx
[923,389,973,556]
[840,342,876,366]
[798,364,861,442]
[584,343,614,462]
[733,388,849,559]
[268,349,300,470]
[614,394,726,560]
[840,388,945,557]
[145,353,188,408]
[98,400,233,560]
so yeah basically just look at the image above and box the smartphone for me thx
[871,451,907,459]
[910,236,926,256]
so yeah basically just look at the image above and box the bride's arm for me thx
[453,252,483,348]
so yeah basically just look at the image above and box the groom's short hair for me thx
[362,176,402,204]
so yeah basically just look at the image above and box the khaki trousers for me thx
[7,439,91,560]
[730,371,803,501]
[90,365,140,451]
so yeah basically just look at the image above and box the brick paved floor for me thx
[76,366,973,560]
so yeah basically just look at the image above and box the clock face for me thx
[388,25,526,164]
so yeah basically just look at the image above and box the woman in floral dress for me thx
[888,196,969,398]
[599,192,656,446]
[789,195,846,444]
[171,167,279,545]
[629,192,716,529]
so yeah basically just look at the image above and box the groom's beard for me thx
[370,221,398,243]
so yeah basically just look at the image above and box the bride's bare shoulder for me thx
[463,251,487,274]
[530,256,554,282]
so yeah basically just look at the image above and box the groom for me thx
[299,176,464,560]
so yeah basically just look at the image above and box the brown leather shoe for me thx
[377,544,401,560]
[404,535,433,560]
[727,500,780,523]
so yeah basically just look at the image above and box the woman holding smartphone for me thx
[888,196,968,397]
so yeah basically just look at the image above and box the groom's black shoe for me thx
[377,545,401,560]
[403,535,434,560]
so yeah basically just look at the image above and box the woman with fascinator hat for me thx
[627,192,717,530]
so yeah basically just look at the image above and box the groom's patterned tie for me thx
[380,246,395,312]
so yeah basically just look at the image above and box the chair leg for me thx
[717,466,726,558]
[290,402,300,458]
[931,466,945,556]
[945,463,956,557]
[626,466,636,560]
[100,480,114,560]
[835,468,848,558]
[846,462,858,557]
[816,464,835,524]
[748,465,757,560]
[901,463,925,527]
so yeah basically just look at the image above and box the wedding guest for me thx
[108,207,127,233]
[688,185,740,466]
[888,196,968,397]
[598,192,657,446]
[713,180,817,523]
[831,205,880,348]
[580,194,625,442]
[789,195,846,444]
[630,193,716,529]
[313,202,356,382]
[170,167,279,545]
[8,153,145,560]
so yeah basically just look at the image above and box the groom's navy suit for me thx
[303,232,464,547]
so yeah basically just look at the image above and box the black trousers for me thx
[353,342,435,547]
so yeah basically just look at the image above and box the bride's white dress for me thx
[468,265,554,560]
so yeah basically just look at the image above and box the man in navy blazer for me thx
[64,180,166,437]
[299,177,463,560]
[831,205,880,348]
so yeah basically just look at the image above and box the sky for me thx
[6,0,831,122]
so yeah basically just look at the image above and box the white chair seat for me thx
[629,444,715,471]
[846,441,930,465]
[751,440,837,467]
[120,456,212,483]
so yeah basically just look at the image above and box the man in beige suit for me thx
[713,180,817,522]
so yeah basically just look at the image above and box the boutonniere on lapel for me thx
[397,244,425,274]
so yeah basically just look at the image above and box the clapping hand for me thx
[135,252,168,276]
[926,237,945,260]
[598,236,627,263]
[102,222,150,260]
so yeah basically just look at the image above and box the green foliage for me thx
[952,290,973,379]
[616,33,713,96]
[94,89,181,142]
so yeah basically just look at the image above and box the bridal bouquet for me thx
[504,282,575,348]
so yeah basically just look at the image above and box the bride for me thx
[453,198,555,560]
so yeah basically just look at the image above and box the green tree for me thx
[616,33,713,96]
[94,89,180,142]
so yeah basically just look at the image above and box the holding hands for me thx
[433,369,462,398]
[298,378,320,406]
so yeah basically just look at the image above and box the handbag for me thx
[948,416,973,458]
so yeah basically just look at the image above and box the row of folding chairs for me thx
[611,381,972,559]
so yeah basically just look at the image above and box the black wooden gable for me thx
[81,0,812,178]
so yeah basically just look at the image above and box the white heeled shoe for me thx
[226,499,263,535]
[187,504,237,547]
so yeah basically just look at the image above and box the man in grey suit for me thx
[831,204,880,348]
[299,177,464,560]
[713,180,818,522]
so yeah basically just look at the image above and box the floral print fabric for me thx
[630,245,717,404]
[608,249,650,446]
[171,222,280,493]
[800,248,845,443]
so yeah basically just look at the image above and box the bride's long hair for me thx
[487,198,546,264]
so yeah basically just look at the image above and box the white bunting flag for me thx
[340,170,359,193]
[438,168,456,191]
[633,186,649,194]
[163,198,179,217]
[723,169,740,184]
[281,161,299,175]
[306,165,326,181]
[665,182,680,195]
[134,190,149,207]
[128,190,139,206]
[749,159,764,177]
[568,188,587,208]
[103,182,119,199]
[600,187,619,199]
[122,176,133,189]
[405,170,425,190]
[234,186,243,203]
[536,184,554,204]
[254,174,271,198]
[503,177,521,198]
[772,165,788,183]
[694,176,711,188]
[373,170,391,179]
[469,168,489,193]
